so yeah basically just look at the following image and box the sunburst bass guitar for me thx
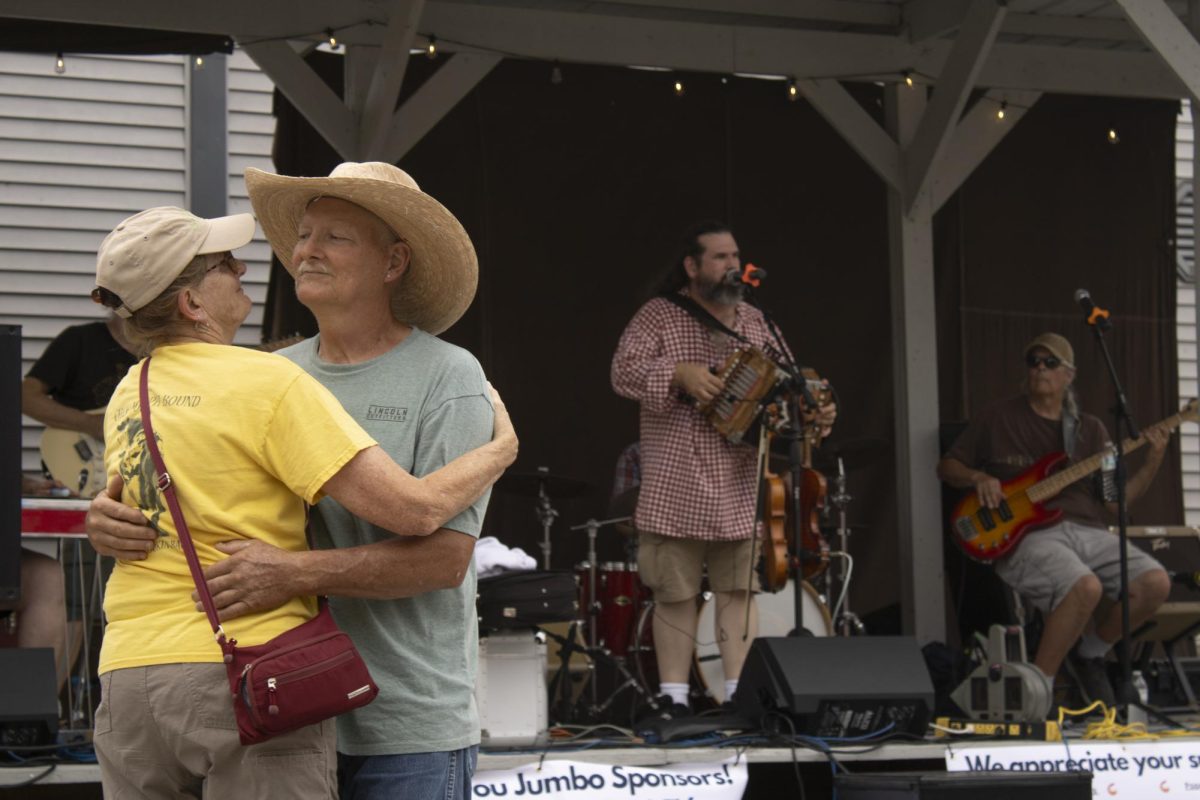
[951,399,1199,563]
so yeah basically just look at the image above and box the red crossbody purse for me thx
[137,357,378,745]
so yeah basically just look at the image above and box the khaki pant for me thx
[637,532,757,603]
[94,663,336,799]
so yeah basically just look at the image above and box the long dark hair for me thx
[656,219,732,295]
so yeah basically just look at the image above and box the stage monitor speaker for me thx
[0,324,20,610]
[735,636,933,737]
[0,648,58,747]
[834,770,1092,799]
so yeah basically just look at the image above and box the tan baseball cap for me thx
[94,207,256,318]
[1024,332,1075,369]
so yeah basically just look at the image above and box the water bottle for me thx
[1128,670,1149,726]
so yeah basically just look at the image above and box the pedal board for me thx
[933,716,1061,742]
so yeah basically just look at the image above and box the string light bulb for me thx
[787,79,798,102]
[550,61,563,85]
[193,55,204,70]
[996,101,1007,121]
[673,79,684,97]
[904,71,914,88]
[1107,128,1120,144]
[325,29,339,50]
[426,36,437,59]
[54,52,65,74]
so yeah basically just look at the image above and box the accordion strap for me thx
[659,292,748,344]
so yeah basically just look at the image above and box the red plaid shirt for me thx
[611,294,786,541]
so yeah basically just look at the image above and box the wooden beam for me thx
[0,0,1191,99]
[1118,0,1200,101]
[929,90,1042,213]
[904,0,971,43]
[344,44,381,119]
[383,52,501,164]
[795,78,901,191]
[584,0,900,27]
[241,40,358,159]
[883,81,945,645]
[903,0,1005,212]
[359,0,426,159]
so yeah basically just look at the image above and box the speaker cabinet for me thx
[834,770,1092,799]
[734,636,934,737]
[0,648,58,746]
[0,325,20,610]
[1125,527,1200,642]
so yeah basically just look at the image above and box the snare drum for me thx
[575,562,650,658]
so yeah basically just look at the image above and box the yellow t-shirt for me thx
[99,343,376,674]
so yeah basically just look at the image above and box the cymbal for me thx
[771,436,890,474]
[495,467,592,499]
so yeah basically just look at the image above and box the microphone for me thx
[741,264,767,286]
[1075,288,1110,327]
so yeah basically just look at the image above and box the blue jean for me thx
[338,747,478,800]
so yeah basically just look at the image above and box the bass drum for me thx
[694,581,831,704]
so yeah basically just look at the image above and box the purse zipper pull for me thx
[268,677,279,716]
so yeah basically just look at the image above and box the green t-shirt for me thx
[282,328,493,756]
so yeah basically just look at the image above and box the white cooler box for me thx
[475,630,549,746]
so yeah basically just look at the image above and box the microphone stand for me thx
[1084,305,1139,711]
[741,285,814,635]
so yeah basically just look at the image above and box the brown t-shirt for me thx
[946,394,1111,528]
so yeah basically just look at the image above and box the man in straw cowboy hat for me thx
[939,332,1170,708]
[86,163,497,799]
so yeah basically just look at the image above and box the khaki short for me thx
[94,663,336,799]
[995,519,1165,613]
[637,531,758,603]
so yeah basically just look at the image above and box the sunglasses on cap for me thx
[1025,353,1062,369]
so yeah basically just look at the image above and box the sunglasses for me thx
[1025,354,1062,370]
[205,253,240,275]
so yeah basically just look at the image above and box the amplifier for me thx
[1122,526,1200,641]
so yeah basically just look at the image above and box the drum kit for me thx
[492,439,886,722]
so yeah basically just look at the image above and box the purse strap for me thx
[137,358,231,646]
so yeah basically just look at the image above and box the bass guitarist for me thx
[611,220,836,719]
[937,332,1170,705]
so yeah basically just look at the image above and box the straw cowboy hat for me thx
[244,162,477,335]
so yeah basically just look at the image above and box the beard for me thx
[695,270,745,305]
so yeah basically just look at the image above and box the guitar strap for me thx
[1062,411,1079,459]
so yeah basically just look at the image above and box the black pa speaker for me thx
[834,770,1092,799]
[735,636,934,737]
[0,648,59,746]
[0,324,21,610]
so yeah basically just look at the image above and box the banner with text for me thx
[472,758,748,800]
[947,740,1200,796]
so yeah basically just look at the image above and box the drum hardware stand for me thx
[828,457,865,636]
[534,470,560,569]
[562,516,658,721]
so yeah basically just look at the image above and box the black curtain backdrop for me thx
[264,56,1180,630]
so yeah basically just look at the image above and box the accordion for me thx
[699,347,786,443]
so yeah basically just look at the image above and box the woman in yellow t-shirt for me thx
[87,207,516,800]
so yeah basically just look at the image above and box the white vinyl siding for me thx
[0,50,276,475]
[1176,101,1199,524]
